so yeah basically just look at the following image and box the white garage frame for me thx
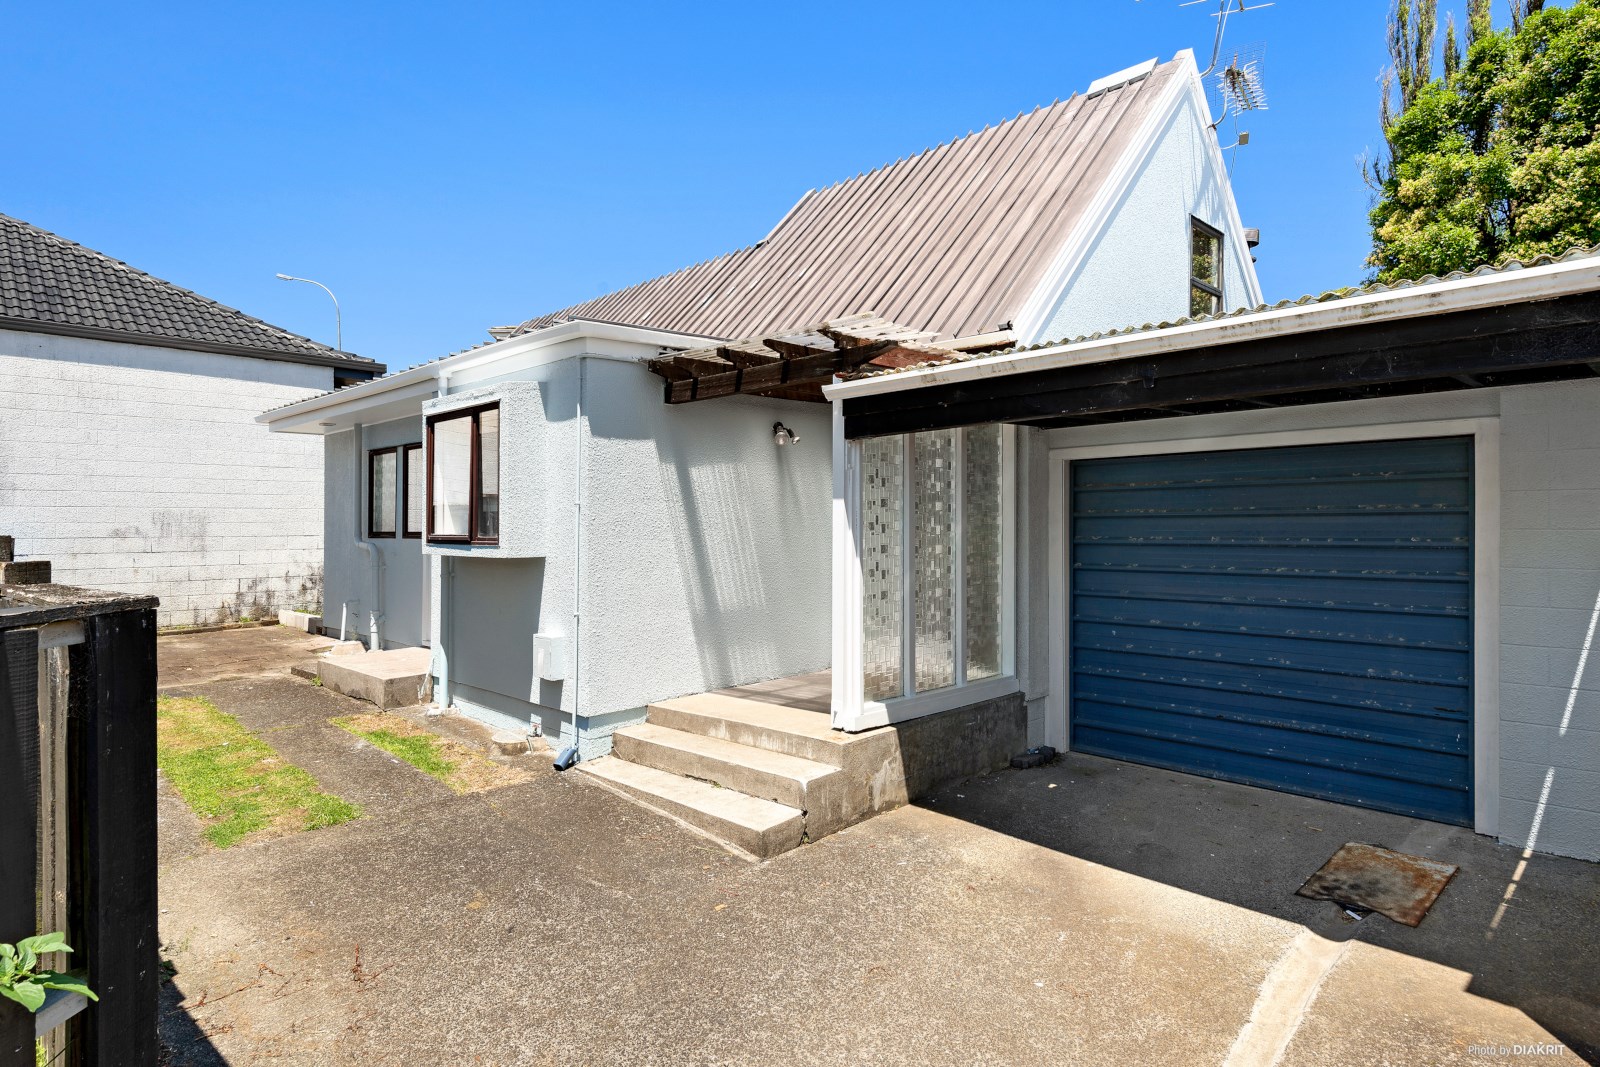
[1046,417,1501,836]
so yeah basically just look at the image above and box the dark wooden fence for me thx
[1,586,159,1067]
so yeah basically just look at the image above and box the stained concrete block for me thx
[0,559,51,585]
[278,608,322,633]
[0,536,11,562]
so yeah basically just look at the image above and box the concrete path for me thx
[153,629,1598,1066]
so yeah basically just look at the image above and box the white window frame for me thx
[832,413,1018,732]
[1045,417,1501,837]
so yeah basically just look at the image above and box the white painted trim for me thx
[260,318,723,432]
[37,620,85,650]
[1046,416,1501,835]
[827,252,1600,402]
[830,394,866,728]
[833,423,1021,732]
[848,674,1022,732]
[1011,54,1192,344]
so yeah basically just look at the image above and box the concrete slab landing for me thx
[317,646,432,710]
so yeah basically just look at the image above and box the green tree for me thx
[1368,0,1600,281]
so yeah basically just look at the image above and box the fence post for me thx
[73,609,158,1067]
[0,628,40,1067]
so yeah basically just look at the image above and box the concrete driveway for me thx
[155,629,1598,1066]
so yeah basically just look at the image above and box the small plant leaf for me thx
[18,933,71,957]
[38,972,98,1002]
[1,979,46,1013]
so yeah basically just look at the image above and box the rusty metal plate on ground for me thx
[1296,842,1458,927]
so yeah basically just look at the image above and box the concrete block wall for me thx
[0,328,333,627]
[1495,382,1600,861]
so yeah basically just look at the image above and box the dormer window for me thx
[1190,217,1223,318]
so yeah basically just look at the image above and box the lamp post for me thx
[275,273,342,352]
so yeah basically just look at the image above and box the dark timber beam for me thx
[843,291,1600,438]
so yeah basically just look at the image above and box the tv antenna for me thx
[1181,0,1272,128]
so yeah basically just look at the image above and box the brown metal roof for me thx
[506,60,1179,343]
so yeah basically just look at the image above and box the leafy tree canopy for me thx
[1368,0,1600,281]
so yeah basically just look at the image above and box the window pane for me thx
[1190,284,1219,318]
[964,426,1004,680]
[370,451,396,534]
[432,416,472,537]
[912,429,956,692]
[1191,224,1220,287]
[477,408,500,540]
[861,436,903,702]
[405,447,425,534]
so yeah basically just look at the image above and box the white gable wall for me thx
[1026,71,1261,345]
[0,327,331,626]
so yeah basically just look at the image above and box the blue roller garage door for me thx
[1069,436,1473,826]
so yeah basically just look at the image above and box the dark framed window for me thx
[1189,217,1224,318]
[368,447,398,538]
[426,403,500,545]
[402,444,424,539]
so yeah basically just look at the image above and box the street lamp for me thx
[275,273,342,352]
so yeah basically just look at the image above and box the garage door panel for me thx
[1070,623,1472,687]
[1069,436,1474,826]
[1074,651,1471,724]
[1075,510,1471,543]
[1073,438,1473,486]
[1074,541,1472,578]
[1074,476,1471,514]
[1072,670,1470,751]
[1068,712,1472,824]
[1074,567,1473,615]
[1073,594,1471,651]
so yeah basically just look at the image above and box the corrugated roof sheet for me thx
[505,59,1180,343]
[839,244,1600,380]
[0,213,378,368]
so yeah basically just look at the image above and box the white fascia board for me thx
[1010,51,1194,343]
[259,318,721,433]
[825,252,1600,402]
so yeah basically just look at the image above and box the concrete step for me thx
[647,692,852,767]
[318,646,432,710]
[577,756,804,860]
[613,723,843,815]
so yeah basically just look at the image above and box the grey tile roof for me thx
[0,213,381,371]
[839,244,1600,380]
[503,59,1180,344]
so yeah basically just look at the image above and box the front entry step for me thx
[577,756,804,860]
[612,723,845,818]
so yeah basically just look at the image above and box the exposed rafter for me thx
[646,313,961,404]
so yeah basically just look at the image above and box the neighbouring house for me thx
[261,50,1263,856]
[0,214,383,627]
[822,247,1600,863]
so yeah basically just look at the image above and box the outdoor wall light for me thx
[773,422,799,446]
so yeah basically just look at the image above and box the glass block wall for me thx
[861,436,904,701]
[912,430,957,692]
[857,425,1008,704]
[964,425,1004,680]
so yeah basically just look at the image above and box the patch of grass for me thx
[156,696,362,848]
[333,714,528,794]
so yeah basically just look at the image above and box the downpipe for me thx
[349,423,378,648]
[554,356,587,771]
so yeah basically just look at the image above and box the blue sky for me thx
[4,0,1405,369]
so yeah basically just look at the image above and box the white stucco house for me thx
[0,214,384,627]
[262,51,1266,856]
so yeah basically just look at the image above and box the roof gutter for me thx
[825,255,1600,403]
[258,318,720,429]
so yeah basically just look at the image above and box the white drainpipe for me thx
[349,422,383,650]
[554,356,586,769]
[433,367,452,708]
